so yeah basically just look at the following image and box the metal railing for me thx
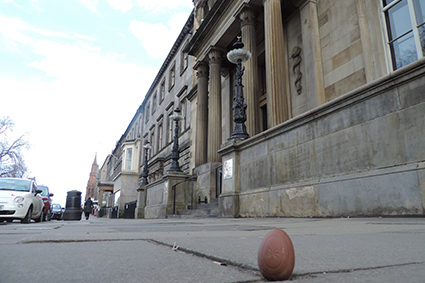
[172,166,222,215]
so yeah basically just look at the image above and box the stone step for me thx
[188,202,218,210]
[167,199,219,219]
[167,214,219,219]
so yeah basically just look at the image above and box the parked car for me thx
[0,178,44,223]
[51,203,63,220]
[38,185,53,221]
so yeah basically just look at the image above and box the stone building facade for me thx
[95,0,425,218]
[95,13,196,218]
[195,0,425,217]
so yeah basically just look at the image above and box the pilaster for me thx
[355,0,387,82]
[299,0,325,105]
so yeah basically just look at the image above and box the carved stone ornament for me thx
[290,46,302,95]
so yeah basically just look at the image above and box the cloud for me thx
[107,0,133,13]
[0,16,34,45]
[0,15,153,84]
[134,0,192,11]
[3,0,20,8]
[104,0,193,14]
[77,0,99,12]
[129,21,168,58]
[129,12,189,59]
[0,14,158,204]
[0,16,71,47]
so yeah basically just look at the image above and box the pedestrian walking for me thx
[84,198,93,220]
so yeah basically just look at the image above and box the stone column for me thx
[240,7,260,136]
[263,0,288,128]
[208,49,223,162]
[299,0,325,105]
[195,62,208,166]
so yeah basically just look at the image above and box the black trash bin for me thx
[63,190,82,221]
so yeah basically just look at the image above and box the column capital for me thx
[208,48,223,65]
[239,6,257,28]
[195,61,209,79]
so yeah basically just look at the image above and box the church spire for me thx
[93,153,97,165]
[86,154,99,200]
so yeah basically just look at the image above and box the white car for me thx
[0,178,44,223]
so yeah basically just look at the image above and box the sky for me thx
[0,0,194,207]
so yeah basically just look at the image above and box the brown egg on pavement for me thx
[257,228,295,281]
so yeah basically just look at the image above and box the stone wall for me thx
[144,173,192,218]
[117,172,139,217]
[144,180,168,219]
[220,58,425,217]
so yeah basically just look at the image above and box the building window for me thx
[160,80,166,102]
[152,93,157,115]
[169,64,176,90]
[150,131,154,158]
[181,52,188,74]
[383,0,425,70]
[180,101,186,132]
[145,103,150,123]
[126,148,133,170]
[168,112,174,144]
[158,123,163,151]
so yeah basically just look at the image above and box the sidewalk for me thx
[134,217,425,282]
[2,216,425,282]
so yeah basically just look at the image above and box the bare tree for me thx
[0,117,30,178]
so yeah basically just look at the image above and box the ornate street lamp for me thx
[140,140,151,185]
[227,36,251,141]
[168,107,184,172]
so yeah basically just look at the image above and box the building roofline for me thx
[142,10,194,108]
[111,11,194,154]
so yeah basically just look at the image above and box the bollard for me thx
[63,190,82,220]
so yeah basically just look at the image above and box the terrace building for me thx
[95,0,425,218]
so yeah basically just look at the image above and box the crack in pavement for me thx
[291,261,425,281]
[145,239,263,276]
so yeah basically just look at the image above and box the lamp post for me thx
[227,36,251,141]
[140,140,151,185]
[168,107,184,172]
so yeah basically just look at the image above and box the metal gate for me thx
[123,201,137,219]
